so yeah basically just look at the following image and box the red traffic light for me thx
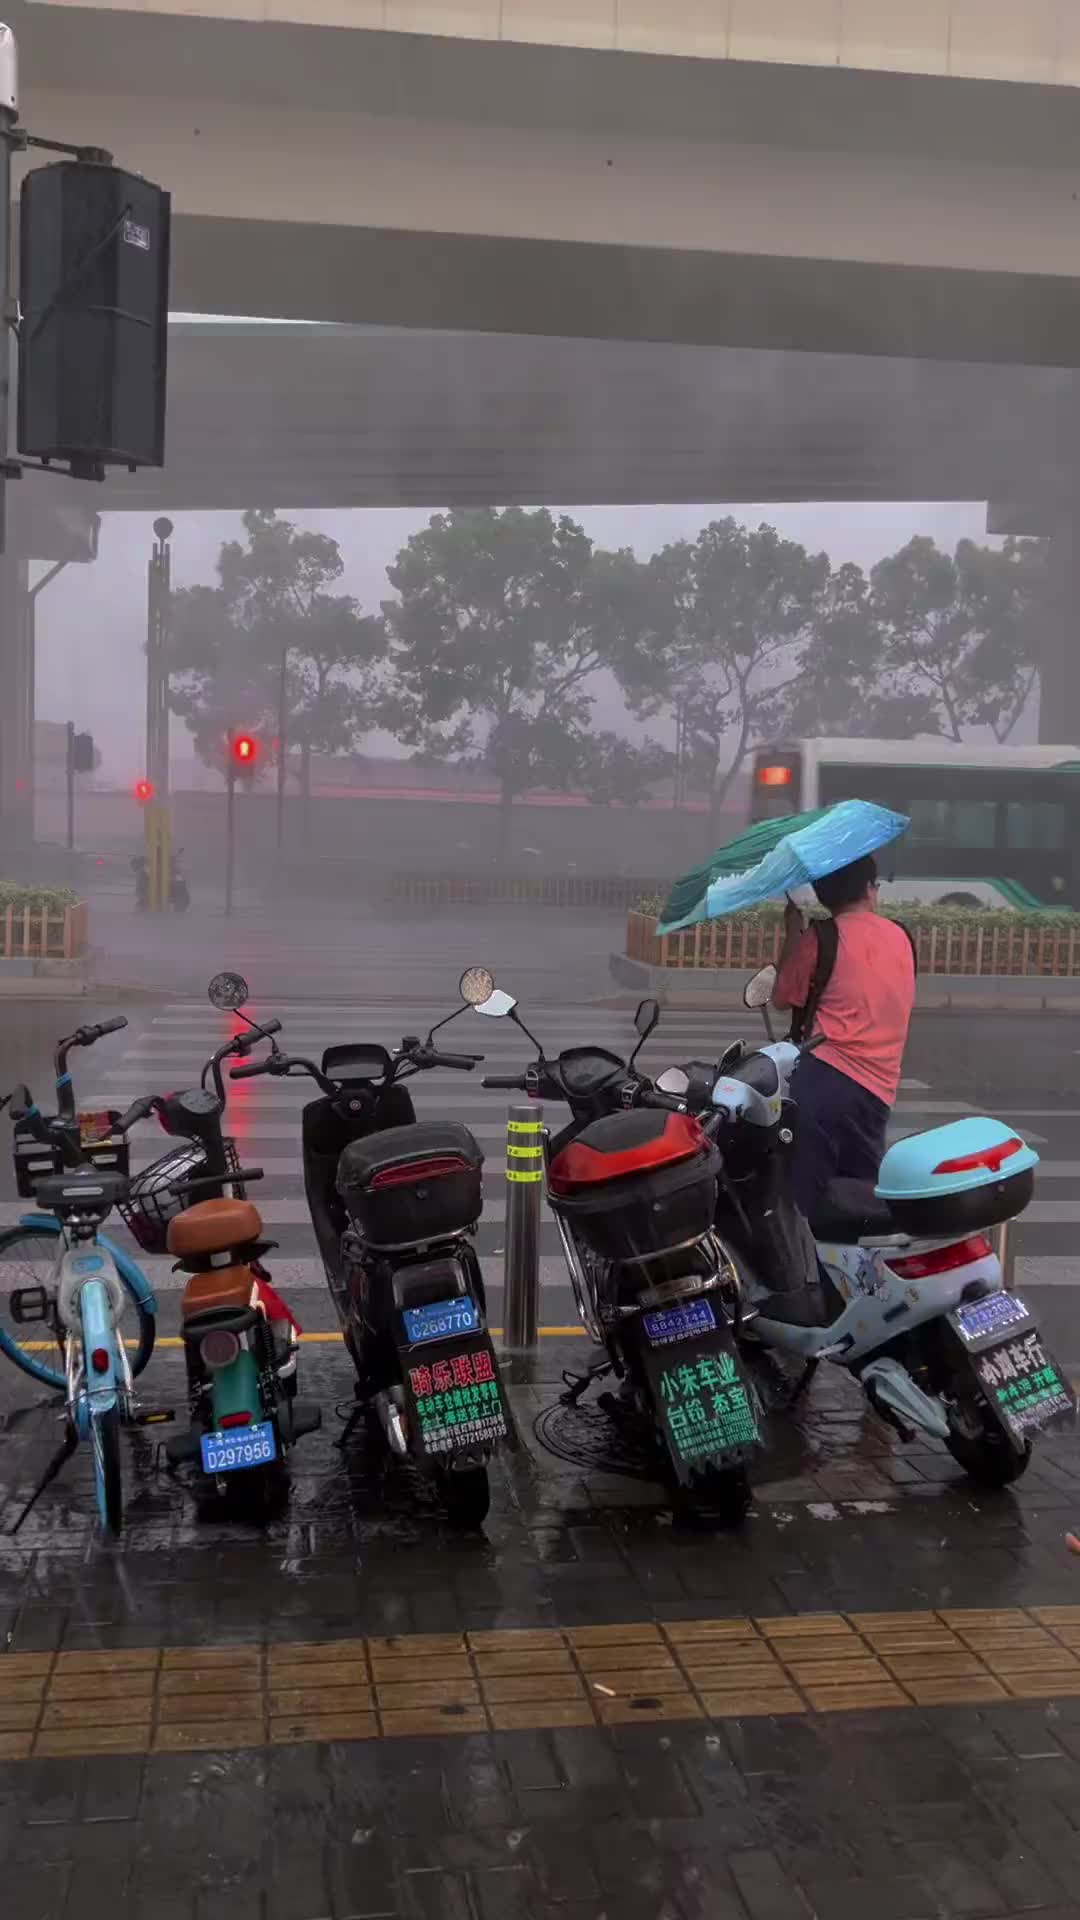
[232,733,258,767]
[134,778,154,803]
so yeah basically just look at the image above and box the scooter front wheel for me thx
[946,1397,1031,1488]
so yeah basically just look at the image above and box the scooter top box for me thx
[875,1117,1038,1237]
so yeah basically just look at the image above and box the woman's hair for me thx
[813,853,877,914]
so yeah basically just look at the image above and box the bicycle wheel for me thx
[0,1221,66,1389]
[90,1403,123,1535]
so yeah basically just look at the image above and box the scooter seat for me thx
[180,1264,254,1320]
[808,1177,894,1244]
[167,1197,263,1259]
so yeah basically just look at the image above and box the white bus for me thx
[749,738,1080,910]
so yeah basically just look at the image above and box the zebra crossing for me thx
[4,999,1079,1329]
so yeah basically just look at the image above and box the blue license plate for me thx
[200,1420,277,1475]
[403,1297,480,1345]
[952,1291,1032,1347]
[642,1298,717,1346]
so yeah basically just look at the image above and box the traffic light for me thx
[231,733,258,776]
[68,730,95,775]
[134,778,154,804]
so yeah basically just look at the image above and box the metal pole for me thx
[146,517,173,909]
[64,719,74,850]
[225,756,235,919]
[0,25,16,561]
[503,1103,543,1349]
[275,645,287,856]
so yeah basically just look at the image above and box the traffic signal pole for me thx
[225,749,236,919]
[64,720,74,850]
[144,518,173,910]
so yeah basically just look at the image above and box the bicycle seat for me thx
[807,1177,894,1244]
[34,1169,130,1216]
[180,1265,254,1320]
[167,1197,263,1259]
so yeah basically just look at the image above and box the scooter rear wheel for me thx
[673,1463,752,1530]
[437,1464,490,1530]
[946,1398,1031,1488]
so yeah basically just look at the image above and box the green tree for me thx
[168,510,383,835]
[620,518,828,830]
[868,535,1047,742]
[381,508,664,854]
[787,562,941,740]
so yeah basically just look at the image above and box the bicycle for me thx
[0,1019,163,1534]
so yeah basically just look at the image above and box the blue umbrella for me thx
[658,799,910,932]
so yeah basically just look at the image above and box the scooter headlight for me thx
[199,1328,240,1370]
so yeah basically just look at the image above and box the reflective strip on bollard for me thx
[503,1103,544,1348]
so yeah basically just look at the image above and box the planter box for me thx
[0,900,87,961]
[626,910,1080,978]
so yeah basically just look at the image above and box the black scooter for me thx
[231,979,516,1528]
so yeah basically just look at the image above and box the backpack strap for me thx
[787,916,918,1044]
[787,919,839,1045]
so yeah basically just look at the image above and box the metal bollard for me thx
[503,1103,544,1349]
[994,1220,1015,1293]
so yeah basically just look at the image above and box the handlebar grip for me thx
[115,1094,158,1132]
[639,1088,687,1112]
[430,1052,481,1070]
[481,1073,527,1091]
[256,1019,283,1038]
[229,1061,269,1080]
[97,1016,129,1037]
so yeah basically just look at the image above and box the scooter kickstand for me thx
[7,1422,79,1534]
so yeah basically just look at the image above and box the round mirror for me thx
[459,966,495,1006]
[208,970,249,1012]
[743,964,777,1010]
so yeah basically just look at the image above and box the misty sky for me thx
[36,499,991,780]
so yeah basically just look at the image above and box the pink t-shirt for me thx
[775,908,915,1107]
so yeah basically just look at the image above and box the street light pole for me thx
[225,729,236,920]
[145,515,173,910]
[275,643,287,857]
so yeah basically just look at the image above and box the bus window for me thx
[909,797,996,847]
[1005,801,1065,850]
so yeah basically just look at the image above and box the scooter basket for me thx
[117,1137,247,1253]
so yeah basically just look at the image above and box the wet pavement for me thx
[4,1335,1080,1917]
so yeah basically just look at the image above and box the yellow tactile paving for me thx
[4,1606,1080,1759]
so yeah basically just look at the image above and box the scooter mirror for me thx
[656,1066,689,1096]
[473,988,517,1018]
[634,997,660,1041]
[208,971,249,1012]
[743,964,777,1010]
[459,966,496,1006]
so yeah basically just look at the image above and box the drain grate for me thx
[533,1395,658,1480]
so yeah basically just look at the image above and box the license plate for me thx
[642,1298,717,1346]
[951,1291,1033,1348]
[403,1297,480,1345]
[200,1420,277,1475]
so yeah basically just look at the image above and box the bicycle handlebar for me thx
[53,1017,129,1118]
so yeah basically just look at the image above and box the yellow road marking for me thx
[3,1606,1080,1763]
[15,1325,587,1352]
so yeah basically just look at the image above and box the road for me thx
[3,994,1079,1358]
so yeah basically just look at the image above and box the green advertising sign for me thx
[644,1337,760,1477]
[403,1334,513,1459]
[973,1329,1074,1444]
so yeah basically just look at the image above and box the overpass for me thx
[6,0,1080,841]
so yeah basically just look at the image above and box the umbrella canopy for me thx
[659,805,832,930]
[658,799,910,932]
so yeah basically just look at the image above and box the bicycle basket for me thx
[13,1110,130,1200]
[115,1136,247,1254]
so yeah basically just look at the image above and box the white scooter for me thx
[657,963,1074,1488]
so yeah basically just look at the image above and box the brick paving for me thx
[4,1342,1080,1916]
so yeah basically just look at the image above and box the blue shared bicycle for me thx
[0,1018,162,1534]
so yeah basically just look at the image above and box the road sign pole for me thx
[503,1103,544,1350]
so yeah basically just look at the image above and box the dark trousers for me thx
[788,1052,890,1221]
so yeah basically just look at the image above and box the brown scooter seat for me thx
[167,1197,263,1259]
[180,1265,254,1321]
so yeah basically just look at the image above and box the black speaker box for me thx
[18,160,170,476]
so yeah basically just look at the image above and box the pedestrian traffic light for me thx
[231,733,258,775]
[134,777,154,804]
[68,731,95,774]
